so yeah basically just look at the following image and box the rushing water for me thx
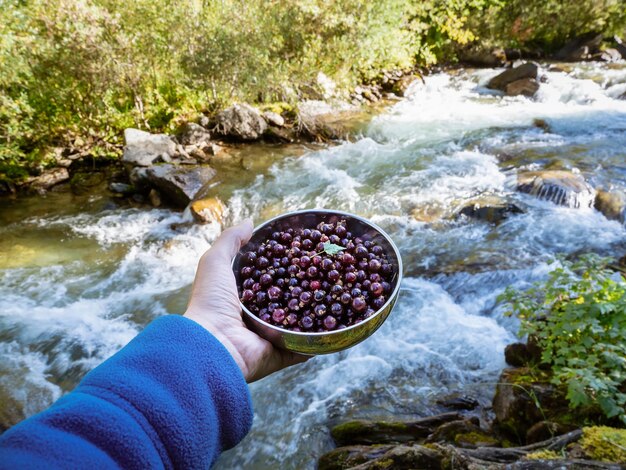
[1,62,625,468]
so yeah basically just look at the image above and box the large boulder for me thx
[131,164,216,207]
[594,190,626,223]
[214,103,267,141]
[554,33,603,61]
[487,63,539,91]
[123,128,176,167]
[177,122,211,146]
[516,171,595,208]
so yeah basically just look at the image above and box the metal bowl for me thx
[233,209,403,355]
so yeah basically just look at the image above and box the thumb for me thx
[206,219,254,263]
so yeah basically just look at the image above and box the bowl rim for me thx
[234,209,403,337]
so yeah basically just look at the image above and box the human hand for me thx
[184,219,309,382]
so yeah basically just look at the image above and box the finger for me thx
[202,219,254,265]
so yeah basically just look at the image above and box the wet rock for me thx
[436,394,480,411]
[532,119,551,132]
[594,190,626,223]
[458,46,507,67]
[131,164,216,207]
[554,33,603,61]
[526,421,575,444]
[411,205,446,223]
[214,103,267,141]
[148,188,161,207]
[516,170,595,208]
[177,122,211,146]
[318,444,397,470]
[109,182,134,195]
[487,63,539,91]
[28,167,70,193]
[331,412,461,446]
[505,78,540,97]
[189,197,226,225]
[123,128,176,167]
[458,196,524,224]
[262,111,285,127]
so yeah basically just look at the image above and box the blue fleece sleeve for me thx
[0,315,253,469]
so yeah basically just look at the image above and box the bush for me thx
[500,255,626,425]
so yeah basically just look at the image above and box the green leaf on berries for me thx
[323,242,346,256]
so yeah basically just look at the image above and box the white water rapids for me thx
[0,62,625,469]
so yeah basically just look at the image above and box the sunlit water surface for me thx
[1,63,625,469]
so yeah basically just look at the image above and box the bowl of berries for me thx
[233,209,402,355]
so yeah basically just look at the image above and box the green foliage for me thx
[471,0,626,51]
[580,426,626,462]
[500,255,626,425]
[2,0,626,178]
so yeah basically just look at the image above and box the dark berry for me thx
[268,286,282,300]
[323,315,337,330]
[272,309,286,323]
[351,297,367,312]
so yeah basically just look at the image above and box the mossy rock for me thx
[331,413,461,446]
[454,431,500,449]
[331,420,412,446]
[580,426,626,463]
[318,444,396,470]
[426,418,481,443]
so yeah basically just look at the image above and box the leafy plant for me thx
[500,255,626,424]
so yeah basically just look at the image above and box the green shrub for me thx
[500,255,626,424]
